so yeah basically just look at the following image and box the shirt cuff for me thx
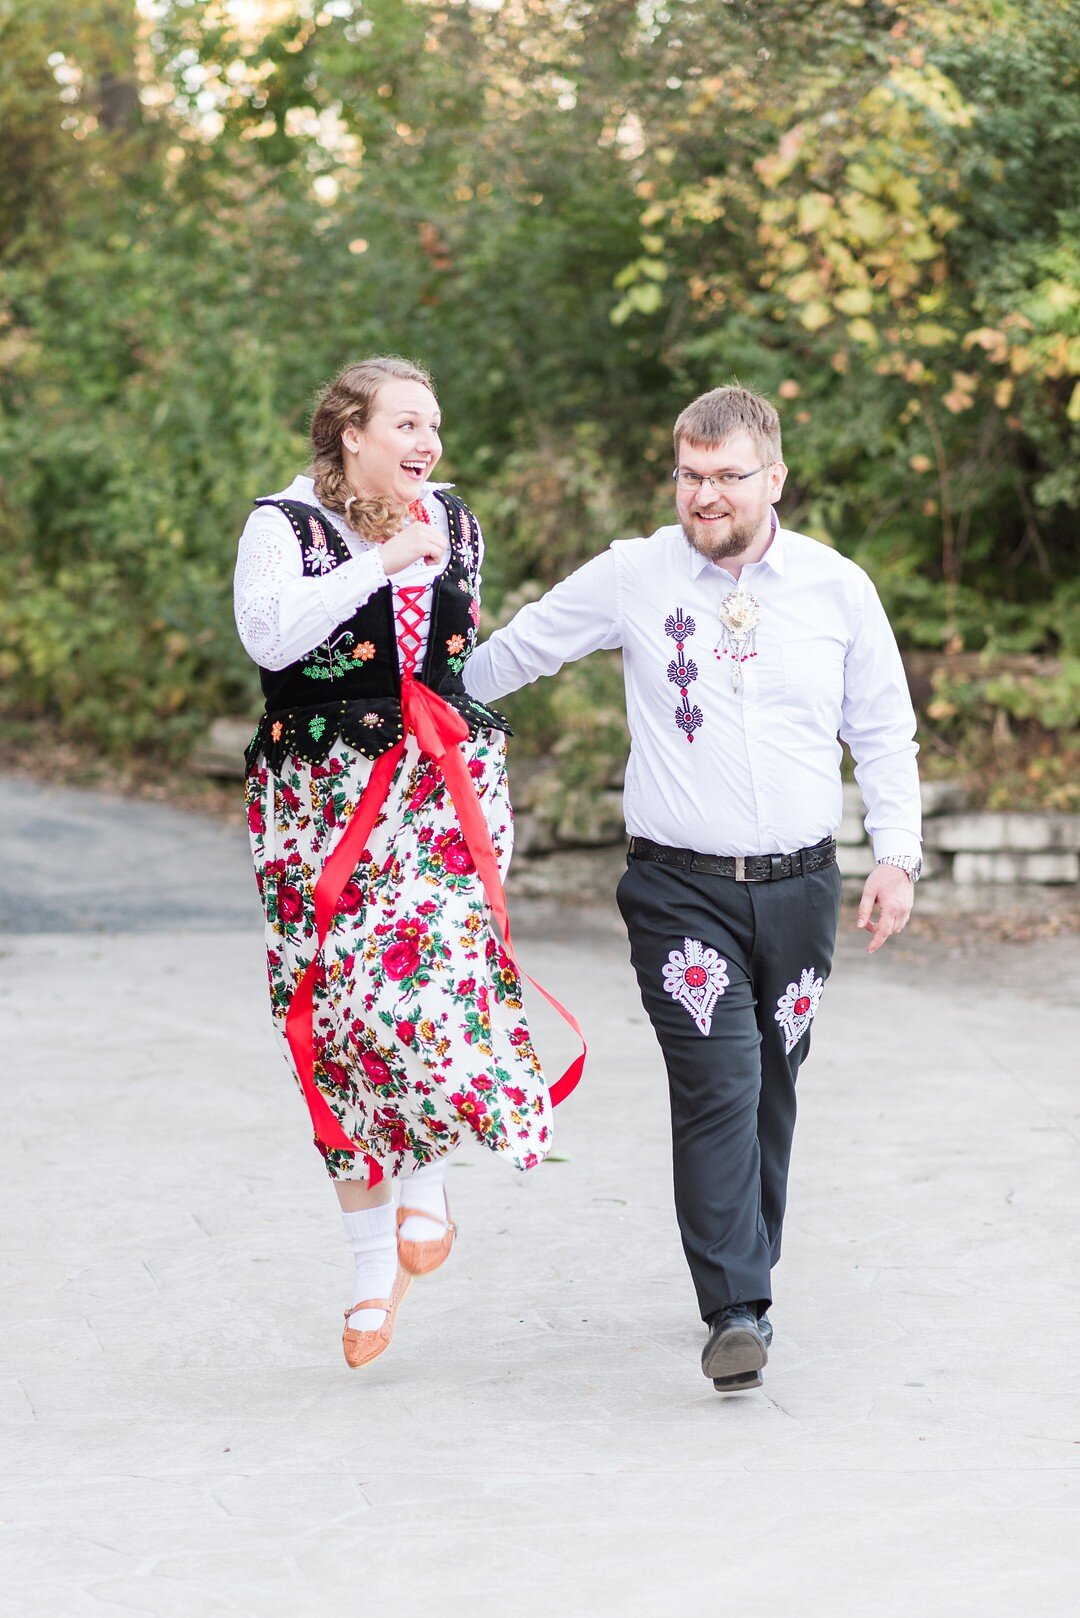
[316,550,387,621]
[871,830,923,862]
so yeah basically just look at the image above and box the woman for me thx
[234,356,578,1368]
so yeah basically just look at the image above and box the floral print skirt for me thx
[245,730,552,1181]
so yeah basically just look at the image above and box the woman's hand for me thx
[380,521,447,576]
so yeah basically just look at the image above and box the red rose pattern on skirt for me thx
[246,732,552,1180]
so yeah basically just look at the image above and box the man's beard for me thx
[681,507,761,562]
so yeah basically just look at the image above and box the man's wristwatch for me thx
[876,854,923,883]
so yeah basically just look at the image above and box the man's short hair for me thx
[673,386,782,466]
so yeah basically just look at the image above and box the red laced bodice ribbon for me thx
[283,504,586,1183]
[394,585,427,677]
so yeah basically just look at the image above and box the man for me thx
[463,386,921,1393]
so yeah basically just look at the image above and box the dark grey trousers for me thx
[616,854,842,1322]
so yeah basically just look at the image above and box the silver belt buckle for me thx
[734,856,748,882]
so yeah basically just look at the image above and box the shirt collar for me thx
[685,509,785,582]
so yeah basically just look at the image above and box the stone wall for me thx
[793,779,1080,886]
[835,783,1080,886]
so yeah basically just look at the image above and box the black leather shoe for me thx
[759,1314,773,1349]
[701,1305,768,1381]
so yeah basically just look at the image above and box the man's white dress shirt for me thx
[463,522,921,860]
[233,475,472,672]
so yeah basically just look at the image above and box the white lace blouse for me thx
[233,474,478,672]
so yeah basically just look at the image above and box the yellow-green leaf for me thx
[1044,280,1079,314]
[842,195,890,245]
[800,301,832,332]
[913,322,953,348]
[797,192,834,234]
[629,281,663,314]
[846,162,883,198]
[847,317,879,346]
[834,286,873,316]
[787,270,824,305]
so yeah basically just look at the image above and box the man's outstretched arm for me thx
[464,549,623,704]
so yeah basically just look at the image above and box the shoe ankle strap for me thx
[345,1297,390,1321]
[397,1205,454,1232]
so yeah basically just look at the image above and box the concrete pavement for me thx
[1,776,1079,1617]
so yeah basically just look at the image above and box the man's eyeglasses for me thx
[672,465,770,492]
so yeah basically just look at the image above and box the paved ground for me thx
[1,776,1079,1617]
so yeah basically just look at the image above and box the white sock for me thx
[341,1202,397,1331]
[398,1155,451,1244]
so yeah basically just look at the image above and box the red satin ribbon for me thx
[283,675,587,1184]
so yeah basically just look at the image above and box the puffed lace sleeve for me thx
[233,505,387,671]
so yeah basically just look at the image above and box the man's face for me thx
[675,428,786,563]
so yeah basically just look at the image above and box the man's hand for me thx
[856,863,914,954]
[380,521,447,576]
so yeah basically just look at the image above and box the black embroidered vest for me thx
[244,490,509,776]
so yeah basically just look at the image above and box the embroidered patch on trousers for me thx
[775,968,824,1054]
[662,938,730,1035]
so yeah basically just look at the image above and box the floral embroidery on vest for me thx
[665,608,703,742]
[303,629,368,681]
[303,516,336,574]
[445,632,468,674]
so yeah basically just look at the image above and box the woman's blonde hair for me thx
[310,355,437,541]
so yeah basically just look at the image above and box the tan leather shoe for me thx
[396,1200,457,1276]
[342,1264,412,1369]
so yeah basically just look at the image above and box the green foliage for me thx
[923,656,1080,810]
[0,0,1076,803]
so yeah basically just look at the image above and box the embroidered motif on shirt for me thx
[662,938,729,1035]
[303,515,337,574]
[665,608,703,743]
[774,967,824,1054]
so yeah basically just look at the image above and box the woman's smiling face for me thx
[341,378,442,506]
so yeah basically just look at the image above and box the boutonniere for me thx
[715,588,762,692]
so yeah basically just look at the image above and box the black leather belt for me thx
[627,835,837,882]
